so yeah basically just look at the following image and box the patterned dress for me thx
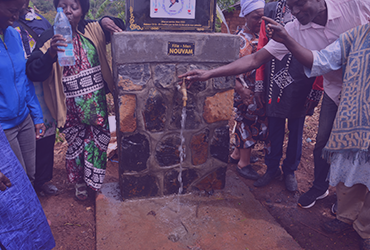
[233,29,268,149]
[61,34,110,190]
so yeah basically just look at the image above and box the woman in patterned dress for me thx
[229,0,268,180]
[26,0,125,200]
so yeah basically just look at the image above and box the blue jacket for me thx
[0,27,43,130]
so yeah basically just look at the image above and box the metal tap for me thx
[181,78,187,106]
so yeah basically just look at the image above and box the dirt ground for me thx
[39,103,362,250]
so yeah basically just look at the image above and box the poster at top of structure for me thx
[126,0,216,32]
[150,0,196,19]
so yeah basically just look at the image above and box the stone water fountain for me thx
[111,0,239,200]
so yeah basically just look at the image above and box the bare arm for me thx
[262,16,314,69]
[178,48,273,85]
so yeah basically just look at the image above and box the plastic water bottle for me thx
[54,7,75,66]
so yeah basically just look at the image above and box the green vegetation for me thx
[30,0,125,24]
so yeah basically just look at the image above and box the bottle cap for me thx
[57,7,63,12]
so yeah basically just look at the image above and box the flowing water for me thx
[178,106,187,195]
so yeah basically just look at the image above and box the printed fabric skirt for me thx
[233,91,268,149]
[61,88,110,191]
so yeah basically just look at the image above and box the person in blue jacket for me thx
[13,0,59,196]
[0,0,45,185]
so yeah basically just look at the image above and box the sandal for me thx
[75,183,88,201]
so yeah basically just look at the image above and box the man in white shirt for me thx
[179,0,370,200]
[263,19,370,250]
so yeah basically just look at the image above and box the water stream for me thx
[178,106,187,195]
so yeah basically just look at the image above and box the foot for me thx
[41,183,58,195]
[331,201,338,216]
[237,165,259,180]
[75,183,88,201]
[361,238,370,250]
[253,169,282,187]
[229,156,239,164]
[321,219,352,234]
[298,187,329,208]
[284,174,298,192]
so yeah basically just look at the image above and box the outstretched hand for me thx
[178,70,211,88]
[262,16,289,44]
[0,172,11,191]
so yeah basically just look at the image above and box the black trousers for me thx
[34,134,56,189]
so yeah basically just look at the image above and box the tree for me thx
[217,0,237,12]
[87,0,110,20]
[32,0,54,13]
[86,0,125,20]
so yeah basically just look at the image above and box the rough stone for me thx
[119,95,137,133]
[120,174,158,199]
[170,91,200,130]
[143,88,166,132]
[188,81,207,93]
[156,135,181,167]
[117,75,144,92]
[120,133,150,172]
[186,64,208,93]
[195,167,227,191]
[163,169,198,195]
[117,64,150,91]
[176,64,189,77]
[210,126,230,163]
[190,130,209,166]
[213,76,234,90]
[203,90,233,124]
[153,64,177,89]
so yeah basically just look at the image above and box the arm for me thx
[179,48,274,85]
[262,16,314,68]
[25,77,45,138]
[26,49,57,82]
[255,20,269,107]
[26,29,64,82]
[99,16,125,43]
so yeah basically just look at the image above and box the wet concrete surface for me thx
[96,169,302,249]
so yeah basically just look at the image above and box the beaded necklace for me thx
[267,0,294,104]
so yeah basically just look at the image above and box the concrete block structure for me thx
[112,32,239,199]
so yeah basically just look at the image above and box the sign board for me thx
[167,42,195,56]
[126,0,216,32]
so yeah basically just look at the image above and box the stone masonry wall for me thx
[112,32,239,199]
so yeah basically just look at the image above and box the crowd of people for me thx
[180,0,370,248]
[1,0,370,248]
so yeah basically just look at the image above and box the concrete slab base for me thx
[96,169,302,249]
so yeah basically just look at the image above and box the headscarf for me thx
[239,0,265,17]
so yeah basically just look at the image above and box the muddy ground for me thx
[39,103,361,250]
